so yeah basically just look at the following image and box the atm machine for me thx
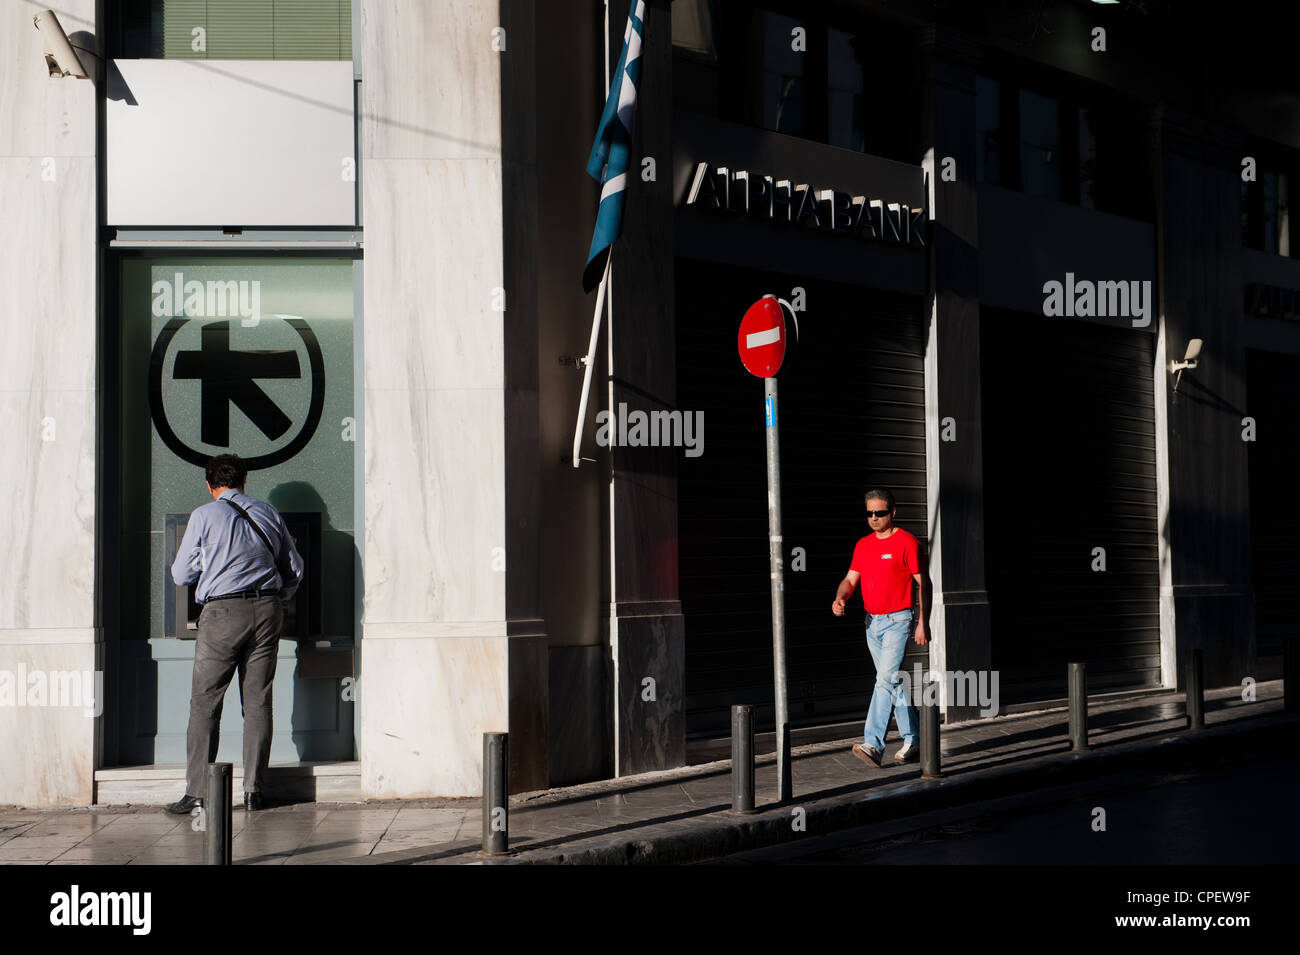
[164,511,322,639]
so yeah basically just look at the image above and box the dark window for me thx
[672,3,916,164]
[672,0,717,60]
[756,11,807,137]
[974,71,1151,221]
[1077,107,1097,210]
[827,27,865,152]
[1018,89,1063,201]
[975,75,1002,186]
[1264,170,1290,256]
[1242,161,1295,256]
[114,0,352,60]
[1242,179,1254,248]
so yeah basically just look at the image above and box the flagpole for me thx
[600,0,622,778]
[572,253,612,468]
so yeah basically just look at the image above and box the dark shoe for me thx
[243,792,264,811]
[852,743,883,768]
[164,794,203,815]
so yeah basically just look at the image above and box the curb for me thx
[499,713,1299,865]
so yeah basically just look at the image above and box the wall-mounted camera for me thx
[33,9,97,79]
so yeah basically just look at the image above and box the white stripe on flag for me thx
[625,22,643,66]
[746,326,781,349]
[600,172,627,202]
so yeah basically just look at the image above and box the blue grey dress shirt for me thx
[170,488,305,604]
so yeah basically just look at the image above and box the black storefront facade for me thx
[522,0,1300,788]
[586,0,1295,769]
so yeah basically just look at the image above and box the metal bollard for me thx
[203,762,232,866]
[1185,649,1205,730]
[731,705,755,812]
[1068,662,1089,752]
[482,732,508,855]
[920,681,941,778]
[1285,636,1299,714]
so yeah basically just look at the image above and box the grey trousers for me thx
[185,594,284,798]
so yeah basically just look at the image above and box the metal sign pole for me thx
[765,376,791,801]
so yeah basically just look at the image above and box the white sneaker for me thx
[894,741,916,764]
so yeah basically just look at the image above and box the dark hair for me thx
[864,488,895,511]
[206,454,247,490]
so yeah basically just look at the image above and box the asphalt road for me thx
[717,752,1300,864]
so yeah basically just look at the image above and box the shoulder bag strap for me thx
[222,497,278,559]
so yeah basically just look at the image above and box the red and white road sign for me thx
[737,295,786,378]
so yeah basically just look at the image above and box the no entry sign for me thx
[737,295,787,378]
[737,292,794,798]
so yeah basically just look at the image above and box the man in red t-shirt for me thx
[831,488,930,769]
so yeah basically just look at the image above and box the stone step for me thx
[93,761,361,805]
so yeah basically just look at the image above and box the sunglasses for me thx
[866,509,892,518]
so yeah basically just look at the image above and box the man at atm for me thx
[164,453,304,814]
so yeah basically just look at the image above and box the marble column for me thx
[0,0,100,805]
[358,0,546,798]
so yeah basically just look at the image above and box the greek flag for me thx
[583,0,646,293]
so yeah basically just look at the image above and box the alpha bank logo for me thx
[683,161,927,248]
[148,272,324,470]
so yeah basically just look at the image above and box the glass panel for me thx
[1242,179,1254,249]
[1262,170,1279,254]
[1078,106,1097,209]
[757,11,806,137]
[672,0,716,58]
[120,257,356,642]
[1278,172,1290,257]
[1019,88,1062,200]
[827,27,865,151]
[975,75,1001,185]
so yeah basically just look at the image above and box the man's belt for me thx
[206,588,280,602]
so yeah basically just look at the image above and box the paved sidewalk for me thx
[0,682,1293,865]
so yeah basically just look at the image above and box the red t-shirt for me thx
[848,528,921,614]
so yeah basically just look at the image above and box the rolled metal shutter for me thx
[980,309,1161,702]
[676,259,928,739]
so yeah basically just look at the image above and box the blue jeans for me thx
[863,608,917,752]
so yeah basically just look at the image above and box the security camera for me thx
[33,10,89,78]
[1170,338,1202,373]
[1170,338,1203,393]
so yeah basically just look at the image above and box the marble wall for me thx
[357,0,547,797]
[0,1,100,805]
